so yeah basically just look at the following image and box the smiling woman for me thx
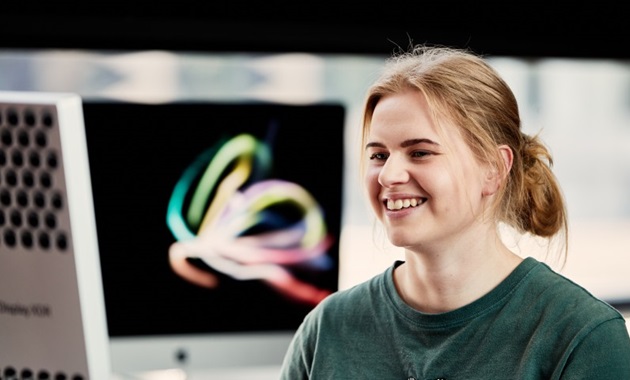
[364,89,504,256]
[279,44,630,379]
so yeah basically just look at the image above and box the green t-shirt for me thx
[280,257,630,379]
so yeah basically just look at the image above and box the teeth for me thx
[386,198,423,210]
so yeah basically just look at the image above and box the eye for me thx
[369,152,389,160]
[411,150,432,159]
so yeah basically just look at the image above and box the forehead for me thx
[367,90,463,146]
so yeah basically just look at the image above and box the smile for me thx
[385,198,426,211]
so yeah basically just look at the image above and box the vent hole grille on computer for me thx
[1,366,85,380]
[0,105,69,253]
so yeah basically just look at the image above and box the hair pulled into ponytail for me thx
[510,133,567,239]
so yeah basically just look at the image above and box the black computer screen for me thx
[82,101,344,337]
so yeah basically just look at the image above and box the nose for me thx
[378,155,409,187]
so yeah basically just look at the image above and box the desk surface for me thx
[112,365,281,380]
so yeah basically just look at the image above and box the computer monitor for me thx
[80,100,345,376]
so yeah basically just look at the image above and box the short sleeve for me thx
[279,309,319,380]
[560,317,630,378]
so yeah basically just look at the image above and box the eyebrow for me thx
[365,138,440,150]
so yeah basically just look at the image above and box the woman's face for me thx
[364,90,493,252]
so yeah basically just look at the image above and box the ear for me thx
[482,145,513,197]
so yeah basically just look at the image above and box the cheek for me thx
[364,169,382,208]
[443,167,485,210]
[420,167,465,208]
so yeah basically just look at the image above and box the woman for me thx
[279,45,630,379]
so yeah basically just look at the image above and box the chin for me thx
[385,231,418,248]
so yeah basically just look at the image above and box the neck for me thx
[394,231,522,314]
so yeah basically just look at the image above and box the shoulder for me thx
[520,258,625,328]
[302,262,396,326]
[498,258,630,375]
[317,267,387,311]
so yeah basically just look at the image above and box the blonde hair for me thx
[361,44,568,260]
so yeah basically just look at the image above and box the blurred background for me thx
[2,0,628,303]
[1,3,628,377]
